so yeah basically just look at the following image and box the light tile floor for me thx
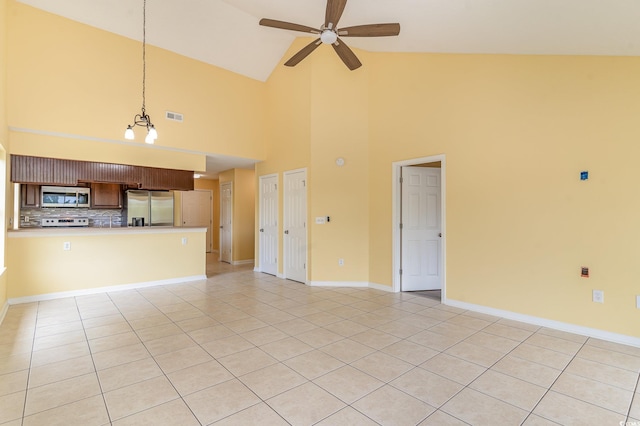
[1,258,639,425]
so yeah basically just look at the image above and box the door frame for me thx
[258,173,279,275]
[283,168,308,284]
[219,181,233,263]
[392,154,446,299]
[182,189,213,253]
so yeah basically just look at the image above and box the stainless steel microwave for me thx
[41,186,90,208]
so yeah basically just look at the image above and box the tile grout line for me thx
[75,297,114,426]
[106,287,207,425]
[626,372,640,422]
[135,277,297,425]
[19,303,38,426]
[520,337,590,425]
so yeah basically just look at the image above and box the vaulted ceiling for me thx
[14,0,640,177]
[17,0,640,82]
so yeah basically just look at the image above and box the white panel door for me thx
[283,169,307,283]
[182,190,213,253]
[220,182,233,263]
[259,175,278,275]
[401,167,442,291]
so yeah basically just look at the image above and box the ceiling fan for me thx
[259,0,400,70]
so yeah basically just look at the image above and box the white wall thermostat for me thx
[336,157,345,166]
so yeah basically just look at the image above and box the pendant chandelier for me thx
[124,0,157,144]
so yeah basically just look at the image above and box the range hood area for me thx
[41,186,91,208]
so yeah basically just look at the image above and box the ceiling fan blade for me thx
[284,38,322,67]
[332,38,362,70]
[338,23,400,37]
[259,18,320,34]
[325,0,347,29]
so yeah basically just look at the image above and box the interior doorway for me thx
[181,190,213,253]
[283,168,307,284]
[220,182,233,263]
[393,155,446,300]
[259,174,278,276]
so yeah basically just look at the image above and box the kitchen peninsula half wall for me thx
[7,227,207,303]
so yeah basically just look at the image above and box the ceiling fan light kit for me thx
[259,0,400,70]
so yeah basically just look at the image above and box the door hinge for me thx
[399,269,403,275]
[400,177,403,183]
[304,263,306,269]
[302,180,306,187]
[399,223,403,229]
[275,184,277,190]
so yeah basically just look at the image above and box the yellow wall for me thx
[220,169,255,262]
[257,47,640,338]
[194,178,220,252]
[367,53,640,337]
[0,0,8,311]
[257,43,372,282]
[6,1,266,167]
[308,47,371,282]
[257,39,314,274]
[7,229,205,299]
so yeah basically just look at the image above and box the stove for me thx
[41,218,89,227]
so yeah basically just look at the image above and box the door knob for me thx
[260,228,264,232]
[439,233,442,237]
[284,230,289,234]
[220,226,223,229]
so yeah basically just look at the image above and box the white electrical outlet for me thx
[592,290,604,304]
[63,242,71,251]
[338,258,344,266]
[181,237,188,245]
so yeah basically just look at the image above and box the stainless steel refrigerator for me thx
[125,190,174,227]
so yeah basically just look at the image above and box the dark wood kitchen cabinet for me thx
[11,155,194,191]
[91,183,122,208]
[21,184,40,208]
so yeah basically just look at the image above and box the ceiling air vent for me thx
[165,111,183,122]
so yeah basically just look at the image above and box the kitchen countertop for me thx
[8,226,207,238]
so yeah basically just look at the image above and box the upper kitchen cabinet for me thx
[91,183,123,209]
[21,184,40,208]
[10,155,194,191]
[143,168,194,191]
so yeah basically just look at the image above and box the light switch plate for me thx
[315,217,326,224]
[592,290,604,304]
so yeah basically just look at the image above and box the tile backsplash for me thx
[20,208,123,228]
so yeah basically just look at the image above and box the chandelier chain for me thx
[141,0,147,115]
[124,0,156,143]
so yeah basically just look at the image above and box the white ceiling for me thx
[16,0,640,176]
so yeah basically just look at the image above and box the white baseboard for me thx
[309,281,369,288]
[0,301,8,326]
[8,275,207,305]
[232,259,254,266]
[307,281,394,292]
[445,299,640,349]
[368,282,395,292]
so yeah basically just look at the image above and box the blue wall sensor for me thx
[580,171,588,181]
